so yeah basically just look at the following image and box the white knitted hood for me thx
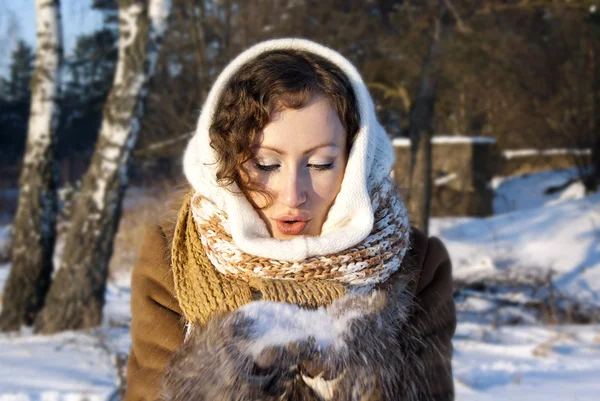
[183,38,395,261]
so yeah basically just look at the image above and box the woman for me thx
[125,38,456,401]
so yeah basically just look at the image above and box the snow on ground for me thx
[0,329,116,401]
[453,323,600,400]
[1,168,600,400]
[392,136,497,146]
[0,271,131,401]
[431,169,600,306]
[493,167,585,214]
[502,148,591,160]
[432,192,600,304]
[0,226,11,263]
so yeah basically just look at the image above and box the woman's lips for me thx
[274,216,310,235]
[275,220,308,235]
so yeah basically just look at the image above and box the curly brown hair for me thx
[208,49,360,203]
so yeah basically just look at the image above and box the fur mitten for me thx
[158,308,321,401]
[159,286,431,401]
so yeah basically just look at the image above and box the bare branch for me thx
[443,0,473,34]
[135,132,192,158]
[477,0,595,15]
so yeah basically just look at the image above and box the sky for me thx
[0,0,104,78]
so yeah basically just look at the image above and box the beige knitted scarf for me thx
[189,177,411,292]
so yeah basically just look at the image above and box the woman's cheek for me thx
[313,171,344,205]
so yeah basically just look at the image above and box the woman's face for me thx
[245,94,348,239]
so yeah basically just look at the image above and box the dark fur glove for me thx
[159,288,417,401]
[329,285,442,401]
[158,309,321,401]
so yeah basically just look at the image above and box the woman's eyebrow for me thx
[254,144,339,155]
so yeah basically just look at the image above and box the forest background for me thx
[2,0,598,189]
[0,0,598,338]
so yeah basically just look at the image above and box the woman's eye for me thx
[307,162,334,171]
[254,162,279,172]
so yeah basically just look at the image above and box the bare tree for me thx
[35,0,172,334]
[407,0,446,235]
[593,59,600,192]
[0,0,63,332]
[587,11,600,192]
[406,0,477,232]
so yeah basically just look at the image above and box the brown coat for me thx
[125,220,456,401]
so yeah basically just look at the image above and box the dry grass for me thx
[531,332,575,358]
[108,179,183,281]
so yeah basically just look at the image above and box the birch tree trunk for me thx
[0,0,63,332]
[34,0,171,334]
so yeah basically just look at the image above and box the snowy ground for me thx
[1,168,599,400]
[453,323,600,400]
[433,168,600,307]
[0,274,131,401]
[492,167,586,214]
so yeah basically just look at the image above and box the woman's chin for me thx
[272,231,308,240]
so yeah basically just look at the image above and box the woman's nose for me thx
[280,170,307,208]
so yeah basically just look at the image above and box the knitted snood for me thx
[190,177,410,290]
[170,177,411,326]
[172,191,348,326]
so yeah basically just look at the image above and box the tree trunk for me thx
[34,0,171,334]
[407,1,445,235]
[409,131,433,235]
[590,45,600,193]
[0,0,63,332]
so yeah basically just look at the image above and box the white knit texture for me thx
[183,38,396,262]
